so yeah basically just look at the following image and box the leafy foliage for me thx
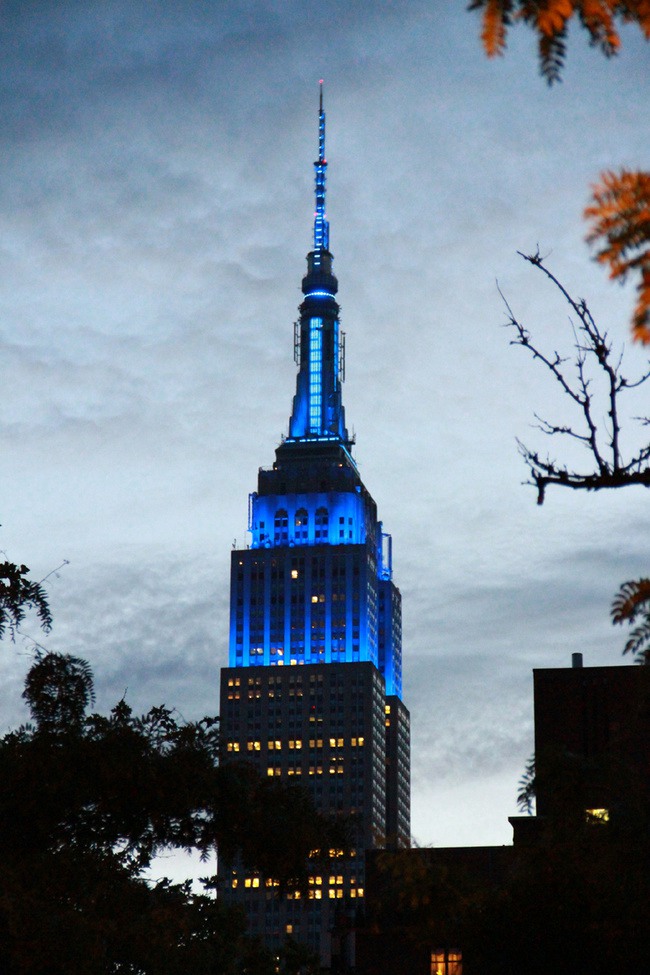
[469,0,650,84]
[516,754,536,814]
[22,652,95,732]
[470,3,650,342]
[503,251,650,503]
[585,169,650,343]
[611,577,650,662]
[0,560,52,641]
[0,652,346,973]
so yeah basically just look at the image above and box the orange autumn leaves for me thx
[471,1,650,79]
[470,1,650,341]
[586,170,650,343]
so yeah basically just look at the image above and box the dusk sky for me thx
[1,1,649,853]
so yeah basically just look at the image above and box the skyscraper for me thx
[219,86,410,967]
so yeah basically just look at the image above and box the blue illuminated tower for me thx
[219,86,410,968]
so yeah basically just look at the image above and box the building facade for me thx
[532,654,649,825]
[219,88,410,965]
[358,655,650,975]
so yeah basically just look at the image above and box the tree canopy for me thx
[0,652,347,973]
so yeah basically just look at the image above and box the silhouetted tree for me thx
[516,754,536,814]
[0,559,51,641]
[0,652,346,973]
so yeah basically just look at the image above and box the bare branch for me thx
[532,413,592,444]
[506,254,650,503]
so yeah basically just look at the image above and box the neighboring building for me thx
[359,656,650,975]
[218,87,410,967]
[358,845,512,975]
[527,652,649,828]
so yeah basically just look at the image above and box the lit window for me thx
[586,808,610,824]
[291,569,299,579]
[430,950,462,975]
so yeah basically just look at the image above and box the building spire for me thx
[313,80,329,252]
[281,84,351,452]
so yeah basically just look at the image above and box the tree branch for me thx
[505,253,650,503]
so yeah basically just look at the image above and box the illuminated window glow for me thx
[430,950,462,975]
[585,807,610,824]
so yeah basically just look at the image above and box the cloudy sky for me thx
[1,1,649,851]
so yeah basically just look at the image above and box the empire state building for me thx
[219,86,410,967]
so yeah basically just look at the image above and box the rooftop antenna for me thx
[313,79,329,252]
